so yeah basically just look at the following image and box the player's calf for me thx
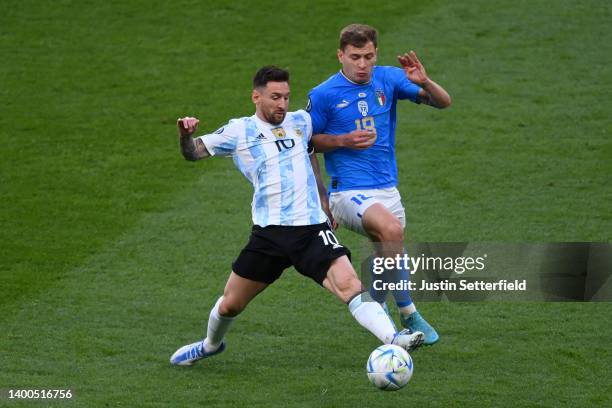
[322,255,364,303]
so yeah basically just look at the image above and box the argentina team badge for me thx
[271,127,286,138]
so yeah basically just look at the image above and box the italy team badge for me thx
[376,89,386,106]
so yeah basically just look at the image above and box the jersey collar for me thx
[339,69,372,86]
[252,112,287,128]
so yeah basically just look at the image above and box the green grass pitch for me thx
[1,0,611,406]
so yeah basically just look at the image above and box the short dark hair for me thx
[339,24,378,50]
[253,66,290,89]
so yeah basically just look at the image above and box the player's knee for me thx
[218,296,244,317]
[378,220,404,242]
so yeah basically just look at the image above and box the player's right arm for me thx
[308,87,377,153]
[177,117,211,161]
[311,129,377,152]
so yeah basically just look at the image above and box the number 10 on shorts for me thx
[318,230,343,249]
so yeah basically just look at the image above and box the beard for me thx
[266,110,286,125]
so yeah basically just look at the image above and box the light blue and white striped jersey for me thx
[199,110,327,227]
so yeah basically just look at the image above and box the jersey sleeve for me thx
[300,109,314,142]
[197,120,241,157]
[390,67,422,103]
[306,88,329,135]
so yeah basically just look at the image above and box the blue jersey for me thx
[307,66,421,192]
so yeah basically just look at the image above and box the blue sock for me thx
[391,252,413,308]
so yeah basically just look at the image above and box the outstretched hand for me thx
[397,51,429,85]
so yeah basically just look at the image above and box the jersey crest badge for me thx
[376,89,386,106]
[294,127,304,138]
[358,100,369,117]
[271,127,286,138]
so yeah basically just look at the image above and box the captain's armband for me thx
[307,141,315,156]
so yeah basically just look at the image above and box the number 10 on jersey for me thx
[355,116,376,132]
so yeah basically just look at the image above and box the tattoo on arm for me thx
[417,81,451,108]
[180,134,210,161]
[418,92,436,107]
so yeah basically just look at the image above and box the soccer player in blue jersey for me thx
[169,66,424,366]
[307,24,451,345]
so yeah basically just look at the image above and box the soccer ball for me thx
[366,344,413,391]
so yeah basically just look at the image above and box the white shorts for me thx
[329,187,406,237]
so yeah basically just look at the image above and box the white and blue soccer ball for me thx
[366,344,413,391]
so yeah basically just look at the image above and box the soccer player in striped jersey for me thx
[307,24,452,345]
[170,66,424,366]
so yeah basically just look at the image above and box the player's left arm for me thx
[417,79,451,108]
[309,148,337,229]
[398,51,451,109]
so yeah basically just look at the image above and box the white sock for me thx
[399,303,417,317]
[348,293,397,344]
[203,296,234,352]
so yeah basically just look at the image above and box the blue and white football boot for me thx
[401,311,439,345]
[170,340,225,366]
[392,329,424,352]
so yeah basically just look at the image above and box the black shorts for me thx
[232,223,351,286]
